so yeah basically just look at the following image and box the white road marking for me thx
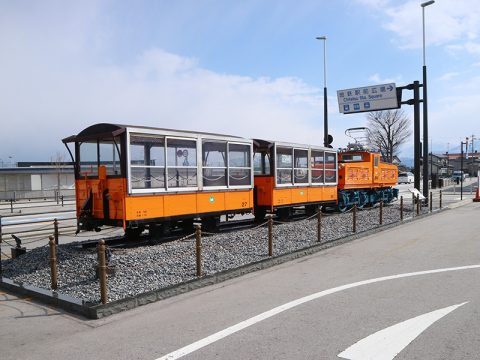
[155,265,480,360]
[338,302,468,360]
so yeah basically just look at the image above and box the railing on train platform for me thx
[0,189,75,202]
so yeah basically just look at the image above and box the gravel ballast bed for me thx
[1,204,422,303]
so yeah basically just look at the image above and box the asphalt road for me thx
[2,201,480,360]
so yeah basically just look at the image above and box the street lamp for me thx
[460,138,468,200]
[421,0,434,201]
[316,36,329,147]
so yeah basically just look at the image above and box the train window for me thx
[229,143,251,186]
[276,147,293,185]
[325,152,337,184]
[166,138,197,188]
[229,144,250,167]
[311,150,324,184]
[79,142,98,177]
[294,149,308,184]
[203,141,227,187]
[276,147,292,168]
[99,140,121,176]
[130,135,165,189]
[253,152,271,175]
[342,154,363,162]
[374,155,379,167]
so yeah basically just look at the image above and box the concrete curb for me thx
[0,207,449,319]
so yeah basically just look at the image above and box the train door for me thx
[74,137,125,230]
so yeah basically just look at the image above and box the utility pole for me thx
[471,135,476,171]
[461,140,466,200]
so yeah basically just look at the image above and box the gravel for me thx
[1,203,425,303]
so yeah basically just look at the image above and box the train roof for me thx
[62,123,248,143]
[253,138,335,152]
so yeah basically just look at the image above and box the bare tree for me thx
[51,151,66,197]
[366,109,412,163]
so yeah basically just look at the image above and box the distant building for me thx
[444,152,480,176]
[0,162,74,200]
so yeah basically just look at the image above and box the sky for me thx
[0,0,479,164]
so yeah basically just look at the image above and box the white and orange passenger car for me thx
[63,123,254,235]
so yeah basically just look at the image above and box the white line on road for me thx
[155,265,480,360]
[337,302,468,360]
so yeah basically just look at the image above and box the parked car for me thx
[452,170,467,182]
[398,171,414,184]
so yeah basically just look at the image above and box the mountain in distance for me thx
[400,157,413,168]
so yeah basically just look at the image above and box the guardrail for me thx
[0,189,75,201]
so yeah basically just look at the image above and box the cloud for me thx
[1,0,356,161]
[368,73,403,84]
[354,0,480,51]
[1,1,363,161]
[1,45,342,160]
[436,72,460,81]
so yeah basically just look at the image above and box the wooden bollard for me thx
[416,194,420,216]
[412,193,415,211]
[440,190,443,209]
[195,225,202,277]
[400,196,404,221]
[379,201,383,225]
[317,210,322,243]
[352,204,357,233]
[98,239,108,304]
[268,215,273,256]
[429,192,433,212]
[48,235,58,290]
[54,218,59,245]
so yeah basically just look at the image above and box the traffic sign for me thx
[337,83,399,114]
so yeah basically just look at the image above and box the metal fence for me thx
[0,189,75,201]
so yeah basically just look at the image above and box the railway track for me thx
[77,210,323,250]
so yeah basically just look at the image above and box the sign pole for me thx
[422,65,429,202]
[324,86,328,147]
[413,81,421,191]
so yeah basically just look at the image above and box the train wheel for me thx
[305,205,318,216]
[180,219,194,232]
[203,216,220,232]
[276,207,291,221]
[357,192,368,209]
[254,207,267,222]
[150,223,171,239]
[125,227,144,240]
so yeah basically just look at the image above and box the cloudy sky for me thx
[0,0,479,163]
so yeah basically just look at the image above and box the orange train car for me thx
[63,124,254,235]
[252,139,338,219]
[63,124,399,235]
[337,150,398,211]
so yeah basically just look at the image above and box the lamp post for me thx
[461,140,467,200]
[316,36,328,147]
[421,0,434,201]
